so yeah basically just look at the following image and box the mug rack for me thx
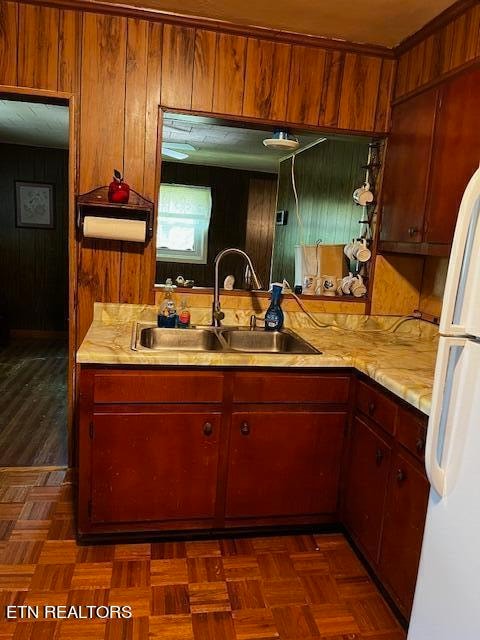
[76,186,154,241]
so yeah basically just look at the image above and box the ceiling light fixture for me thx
[262,129,300,151]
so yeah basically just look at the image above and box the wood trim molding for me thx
[161,106,388,138]
[395,0,477,54]
[392,57,480,106]
[17,0,395,58]
[379,241,451,258]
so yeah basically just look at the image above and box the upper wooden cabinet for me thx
[380,89,438,246]
[380,66,480,254]
[424,67,480,244]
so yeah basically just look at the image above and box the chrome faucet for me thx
[212,248,262,327]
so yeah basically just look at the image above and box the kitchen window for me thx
[156,183,212,263]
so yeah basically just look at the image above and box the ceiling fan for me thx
[162,121,196,160]
[161,142,196,160]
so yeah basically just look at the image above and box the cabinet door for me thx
[379,449,429,618]
[226,412,346,518]
[381,89,438,243]
[343,416,391,563]
[425,67,480,244]
[90,411,221,524]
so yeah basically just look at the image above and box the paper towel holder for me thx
[76,186,154,242]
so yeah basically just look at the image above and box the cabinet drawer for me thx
[232,373,350,404]
[356,380,397,435]
[396,406,427,461]
[93,371,224,404]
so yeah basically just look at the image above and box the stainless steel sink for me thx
[133,326,223,351]
[131,323,320,354]
[217,327,320,354]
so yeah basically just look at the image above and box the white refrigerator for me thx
[408,167,480,639]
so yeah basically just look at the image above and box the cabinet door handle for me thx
[397,468,406,483]
[240,422,250,436]
[408,226,419,237]
[375,448,384,465]
[368,401,376,416]
[416,438,425,453]
[203,422,213,437]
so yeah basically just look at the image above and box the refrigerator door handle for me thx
[425,338,464,497]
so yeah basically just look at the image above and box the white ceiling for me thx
[163,114,328,173]
[98,0,456,47]
[0,100,69,149]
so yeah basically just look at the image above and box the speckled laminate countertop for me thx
[77,303,438,415]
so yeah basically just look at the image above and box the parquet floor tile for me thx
[0,468,407,640]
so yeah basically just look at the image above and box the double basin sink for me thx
[131,323,320,355]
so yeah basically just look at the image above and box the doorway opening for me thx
[0,96,70,466]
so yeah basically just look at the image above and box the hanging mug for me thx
[353,182,374,206]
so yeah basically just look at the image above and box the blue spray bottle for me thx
[264,283,284,331]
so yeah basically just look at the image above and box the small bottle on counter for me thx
[158,285,178,328]
[177,299,191,329]
[264,283,284,331]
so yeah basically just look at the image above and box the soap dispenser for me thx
[264,283,284,331]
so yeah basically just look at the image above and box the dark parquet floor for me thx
[0,469,406,640]
[0,337,67,466]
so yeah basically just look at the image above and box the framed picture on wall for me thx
[15,181,55,229]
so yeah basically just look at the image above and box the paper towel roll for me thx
[83,216,146,242]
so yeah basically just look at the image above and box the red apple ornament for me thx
[108,169,130,204]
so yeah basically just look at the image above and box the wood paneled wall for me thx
[155,162,276,288]
[395,1,480,99]
[0,143,69,330]
[0,1,395,345]
[272,138,369,285]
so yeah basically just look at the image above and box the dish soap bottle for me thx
[178,299,191,329]
[265,283,284,331]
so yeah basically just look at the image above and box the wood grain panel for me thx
[18,3,59,90]
[318,50,345,127]
[57,10,81,94]
[286,45,325,126]
[242,38,291,121]
[394,2,480,98]
[374,58,395,132]
[161,23,194,109]
[245,176,278,288]
[120,17,149,304]
[143,21,162,202]
[0,1,18,85]
[141,21,163,306]
[78,12,127,341]
[213,33,247,115]
[192,29,217,112]
[338,53,382,132]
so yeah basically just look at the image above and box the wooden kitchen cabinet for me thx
[380,65,480,254]
[89,411,221,525]
[226,411,346,519]
[379,449,429,618]
[380,89,438,245]
[343,416,391,563]
[342,376,429,623]
[78,367,351,539]
[424,67,480,244]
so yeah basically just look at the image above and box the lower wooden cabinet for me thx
[379,449,429,617]
[343,416,391,563]
[226,412,346,519]
[78,367,350,538]
[89,411,221,525]
[343,377,429,621]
